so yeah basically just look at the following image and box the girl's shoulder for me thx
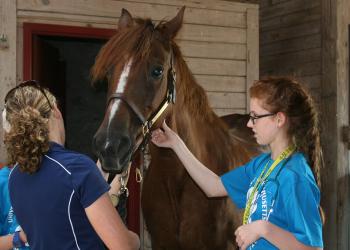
[249,152,271,170]
[278,152,319,190]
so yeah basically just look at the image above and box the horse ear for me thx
[162,6,185,39]
[118,8,133,28]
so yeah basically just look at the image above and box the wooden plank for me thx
[18,11,247,44]
[260,0,289,8]
[0,0,16,162]
[207,92,246,109]
[335,0,350,249]
[261,0,312,9]
[260,0,320,19]
[261,34,321,56]
[214,108,246,116]
[177,40,246,60]
[17,0,248,28]
[185,58,246,76]
[16,24,24,82]
[261,6,321,31]
[18,17,117,29]
[261,48,321,66]
[195,75,246,92]
[261,21,321,45]
[295,75,321,91]
[321,0,341,248]
[246,8,259,112]
[110,0,258,12]
[17,10,119,27]
[261,60,321,77]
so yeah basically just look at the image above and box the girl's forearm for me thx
[173,140,227,197]
[260,221,322,250]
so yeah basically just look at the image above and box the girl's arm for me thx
[152,121,227,197]
[0,231,27,250]
[85,193,140,250]
[235,220,322,250]
[0,234,14,250]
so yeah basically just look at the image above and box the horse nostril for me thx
[102,136,131,159]
[105,143,116,156]
[93,132,132,170]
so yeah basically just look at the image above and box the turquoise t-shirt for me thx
[0,166,30,250]
[221,152,323,249]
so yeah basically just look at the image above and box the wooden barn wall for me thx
[259,0,350,249]
[259,0,322,101]
[15,0,258,117]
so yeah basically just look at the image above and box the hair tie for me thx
[2,108,11,133]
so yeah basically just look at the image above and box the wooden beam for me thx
[335,0,350,248]
[321,0,350,249]
[0,0,16,162]
[246,7,259,111]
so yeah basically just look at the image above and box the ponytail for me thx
[5,106,50,173]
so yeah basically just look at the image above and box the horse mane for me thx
[171,44,215,122]
[171,43,260,172]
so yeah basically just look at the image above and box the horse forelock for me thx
[91,18,158,85]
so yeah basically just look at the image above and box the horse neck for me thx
[170,79,236,173]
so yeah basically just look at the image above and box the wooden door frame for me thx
[23,23,140,234]
[321,0,350,249]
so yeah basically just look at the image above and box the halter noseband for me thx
[106,51,176,152]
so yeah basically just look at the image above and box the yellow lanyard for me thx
[242,145,296,225]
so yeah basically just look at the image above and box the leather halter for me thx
[106,51,176,152]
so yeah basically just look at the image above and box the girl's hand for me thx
[96,160,130,195]
[96,160,109,180]
[234,220,265,250]
[19,230,28,244]
[151,120,179,149]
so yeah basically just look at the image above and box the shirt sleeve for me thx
[70,156,110,208]
[285,179,323,247]
[220,154,266,209]
[0,168,10,235]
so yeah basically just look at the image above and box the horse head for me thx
[92,7,185,173]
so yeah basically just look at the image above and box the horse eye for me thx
[151,66,164,79]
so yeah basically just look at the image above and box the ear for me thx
[276,112,287,128]
[52,104,62,119]
[162,6,185,39]
[118,8,133,29]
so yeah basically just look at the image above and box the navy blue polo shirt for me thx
[9,142,110,250]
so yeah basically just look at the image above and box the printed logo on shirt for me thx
[246,181,279,249]
[7,206,14,224]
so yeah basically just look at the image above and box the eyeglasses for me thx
[249,111,276,125]
[4,80,53,109]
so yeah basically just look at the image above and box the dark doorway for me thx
[32,35,106,159]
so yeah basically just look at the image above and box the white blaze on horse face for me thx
[108,59,133,125]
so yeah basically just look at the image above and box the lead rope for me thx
[136,143,151,183]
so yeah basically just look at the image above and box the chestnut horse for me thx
[92,7,259,250]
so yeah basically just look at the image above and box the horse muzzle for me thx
[93,131,133,174]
